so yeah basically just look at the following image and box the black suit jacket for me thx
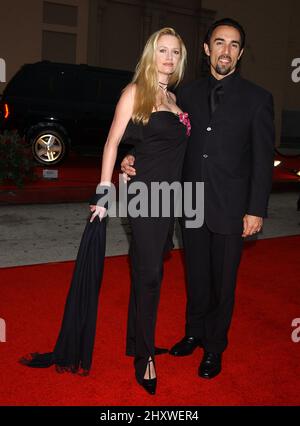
[178,72,275,235]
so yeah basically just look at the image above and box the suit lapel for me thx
[209,73,241,124]
[183,73,242,128]
[190,78,210,126]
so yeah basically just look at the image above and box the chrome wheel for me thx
[33,133,63,164]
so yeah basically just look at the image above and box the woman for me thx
[20,27,190,395]
[90,27,190,395]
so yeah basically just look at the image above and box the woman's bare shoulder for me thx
[118,83,136,109]
[168,91,176,102]
[123,82,137,97]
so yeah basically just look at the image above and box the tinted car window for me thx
[47,69,78,100]
[101,74,129,104]
[82,70,131,104]
[81,70,102,102]
[29,68,78,100]
[5,65,78,101]
[4,66,33,96]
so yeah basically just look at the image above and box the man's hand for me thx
[120,155,136,181]
[242,214,263,237]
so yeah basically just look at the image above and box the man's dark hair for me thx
[204,18,246,50]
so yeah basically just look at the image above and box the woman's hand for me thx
[89,205,107,222]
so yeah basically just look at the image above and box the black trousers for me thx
[126,216,172,382]
[182,221,243,354]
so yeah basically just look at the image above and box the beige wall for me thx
[87,0,206,82]
[0,0,89,91]
[283,0,300,111]
[0,0,42,89]
[1,0,205,88]
[1,0,299,145]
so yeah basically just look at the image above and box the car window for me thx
[82,70,131,104]
[5,66,78,100]
[4,67,33,96]
[34,69,78,100]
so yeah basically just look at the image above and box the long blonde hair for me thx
[132,27,187,125]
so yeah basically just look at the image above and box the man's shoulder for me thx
[178,77,208,95]
[238,76,273,101]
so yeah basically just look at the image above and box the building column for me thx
[87,0,107,66]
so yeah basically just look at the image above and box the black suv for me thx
[0,61,133,165]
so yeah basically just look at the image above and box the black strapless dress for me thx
[125,111,190,383]
[19,110,190,378]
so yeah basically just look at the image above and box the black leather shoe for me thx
[169,336,202,356]
[198,351,222,379]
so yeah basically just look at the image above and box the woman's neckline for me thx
[151,110,183,116]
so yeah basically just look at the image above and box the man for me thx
[121,18,275,379]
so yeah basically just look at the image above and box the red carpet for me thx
[272,153,300,190]
[0,236,300,406]
[0,152,121,204]
[1,152,299,204]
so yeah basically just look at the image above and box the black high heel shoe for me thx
[139,358,157,395]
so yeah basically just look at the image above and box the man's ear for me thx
[238,48,244,60]
[204,43,210,57]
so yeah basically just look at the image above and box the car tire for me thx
[28,123,70,166]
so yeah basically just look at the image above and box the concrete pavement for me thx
[0,192,299,268]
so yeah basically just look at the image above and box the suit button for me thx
[206,127,212,131]
[203,154,208,158]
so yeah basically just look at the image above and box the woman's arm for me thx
[89,84,135,222]
[99,83,136,184]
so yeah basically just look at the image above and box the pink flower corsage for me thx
[178,112,191,136]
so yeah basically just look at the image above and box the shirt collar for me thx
[209,70,239,90]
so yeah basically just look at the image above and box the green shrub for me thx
[0,130,37,188]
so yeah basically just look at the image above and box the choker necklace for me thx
[158,82,168,91]
[158,82,171,104]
